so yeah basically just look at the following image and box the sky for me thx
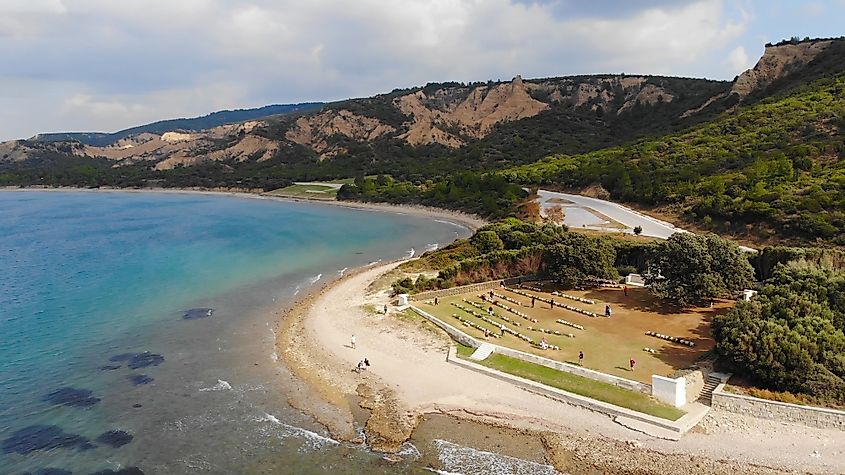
[1,0,843,140]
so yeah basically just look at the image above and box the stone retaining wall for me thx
[409,305,650,394]
[409,276,537,301]
[683,370,705,405]
[712,386,845,430]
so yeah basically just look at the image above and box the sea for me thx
[0,191,560,475]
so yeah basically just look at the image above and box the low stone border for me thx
[712,384,845,431]
[409,275,538,301]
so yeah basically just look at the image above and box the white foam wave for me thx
[406,248,416,259]
[433,439,560,475]
[425,243,439,252]
[434,219,462,227]
[199,379,232,392]
[308,274,322,284]
[338,267,348,276]
[367,259,382,266]
[257,413,339,451]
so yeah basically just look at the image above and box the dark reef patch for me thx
[183,307,214,320]
[43,387,101,407]
[109,353,136,362]
[2,425,92,455]
[91,468,144,475]
[23,469,73,475]
[95,430,133,448]
[99,365,122,371]
[128,374,153,386]
[127,352,164,370]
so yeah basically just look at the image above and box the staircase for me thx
[698,374,723,405]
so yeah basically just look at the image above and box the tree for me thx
[470,230,505,254]
[545,204,565,224]
[633,225,643,235]
[544,233,617,288]
[645,233,753,306]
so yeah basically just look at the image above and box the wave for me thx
[308,274,322,284]
[293,284,301,296]
[199,379,232,392]
[425,243,439,252]
[338,267,348,276]
[434,219,462,227]
[257,413,339,450]
[366,259,382,266]
[433,439,560,475]
[406,248,416,259]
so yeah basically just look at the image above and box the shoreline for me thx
[277,261,845,474]
[0,186,488,233]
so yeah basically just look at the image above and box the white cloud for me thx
[726,45,753,74]
[1,0,756,140]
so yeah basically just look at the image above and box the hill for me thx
[29,103,324,147]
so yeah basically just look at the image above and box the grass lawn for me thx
[417,285,725,384]
[266,184,339,200]
[456,344,685,421]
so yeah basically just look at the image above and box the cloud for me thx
[1,0,756,140]
[726,46,753,74]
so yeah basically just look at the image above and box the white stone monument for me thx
[397,294,409,306]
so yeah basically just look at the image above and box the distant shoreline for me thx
[0,186,487,232]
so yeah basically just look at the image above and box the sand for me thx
[279,262,845,474]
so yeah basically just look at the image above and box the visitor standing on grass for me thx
[500,324,505,336]
[531,297,536,308]
[579,351,584,366]
[351,334,356,349]
[434,297,439,305]
[629,358,636,371]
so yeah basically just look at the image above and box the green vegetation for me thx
[503,74,845,244]
[646,233,754,306]
[337,173,528,219]
[266,183,339,200]
[455,344,685,420]
[713,261,845,406]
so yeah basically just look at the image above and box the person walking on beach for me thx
[579,351,584,366]
[623,286,628,297]
[605,304,612,318]
[384,304,388,314]
[350,334,356,349]
[629,358,636,371]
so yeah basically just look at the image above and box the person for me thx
[364,358,370,368]
[350,334,356,349]
[550,299,555,309]
[540,337,548,350]
[384,304,388,314]
[488,306,493,316]
[434,297,439,305]
[500,324,505,336]
[623,285,628,297]
[629,358,636,371]
[531,297,536,308]
[355,360,366,373]
[605,304,612,318]
[484,328,490,339]
[489,290,494,299]
[578,351,584,366]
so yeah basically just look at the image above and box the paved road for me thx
[537,189,756,252]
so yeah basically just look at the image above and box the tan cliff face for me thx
[285,109,395,159]
[731,40,833,98]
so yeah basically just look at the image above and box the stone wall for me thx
[712,386,845,430]
[683,370,705,405]
[409,305,651,394]
[409,276,537,301]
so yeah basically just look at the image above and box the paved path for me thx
[537,190,756,252]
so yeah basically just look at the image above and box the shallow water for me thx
[0,191,554,474]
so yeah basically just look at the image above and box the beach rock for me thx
[357,384,419,453]
[127,352,164,369]
[90,468,144,475]
[109,353,136,362]
[100,365,122,371]
[132,404,143,408]
[43,387,101,407]
[2,425,92,455]
[96,430,134,448]
[128,374,153,386]
[183,308,214,320]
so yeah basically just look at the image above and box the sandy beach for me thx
[277,262,845,474]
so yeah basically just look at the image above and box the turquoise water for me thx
[0,191,470,474]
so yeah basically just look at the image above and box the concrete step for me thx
[469,343,495,361]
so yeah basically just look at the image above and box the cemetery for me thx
[415,282,727,385]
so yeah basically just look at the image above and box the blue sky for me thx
[0,0,842,140]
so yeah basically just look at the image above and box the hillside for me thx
[2,38,843,244]
[29,102,323,147]
[504,72,845,244]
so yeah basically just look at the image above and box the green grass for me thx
[266,184,339,200]
[456,344,685,421]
